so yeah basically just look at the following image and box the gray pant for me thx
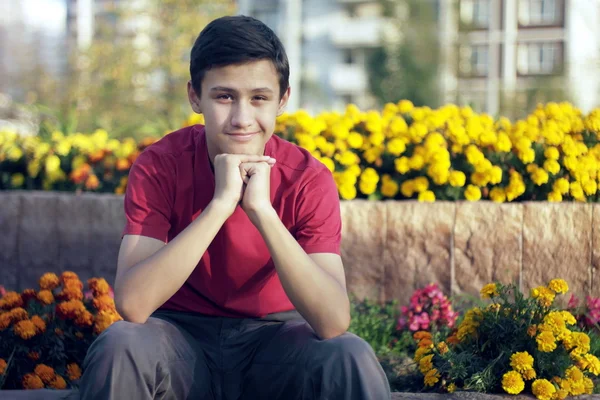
[79,310,391,400]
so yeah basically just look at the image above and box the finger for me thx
[234,155,275,164]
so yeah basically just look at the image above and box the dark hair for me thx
[190,15,290,99]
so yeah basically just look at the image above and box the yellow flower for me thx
[489,187,506,203]
[548,279,568,294]
[387,138,406,156]
[536,331,557,352]
[582,354,600,375]
[522,368,536,381]
[414,346,432,363]
[531,286,555,307]
[380,176,399,198]
[447,383,456,393]
[502,371,525,394]
[584,377,594,394]
[436,341,449,355]
[398,99,414,114]
[464,185,482,201]
[10,173,25,187]
[510,351,534,373]
[347,132,363,149]
[395,157,410,174]
[424,368,440,387]
[531,379,556,400]
[418,190,435,202]
[419,354,434,374]
[480,283,498,299]
[544,146,560,160]
[449,170,466,187]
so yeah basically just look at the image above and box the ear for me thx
[277,86,291,116]
[187,81,202,114]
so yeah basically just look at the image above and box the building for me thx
[238,0,391,114]
[439,0,600,117]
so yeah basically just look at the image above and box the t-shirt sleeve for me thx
[122,150,175,242]
[294,168,342,255]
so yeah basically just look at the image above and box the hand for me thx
[212,154,275,215]
[240,161,275,223]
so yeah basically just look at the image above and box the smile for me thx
[225,132,259,142]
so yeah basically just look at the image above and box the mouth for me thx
[225,132,259,142]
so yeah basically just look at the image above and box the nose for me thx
[230,102,254,130]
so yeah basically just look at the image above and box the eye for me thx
[216,94,233,100]
[253,96,268,101]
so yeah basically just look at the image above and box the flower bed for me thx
[0,272,121,390]
[412,279,600,399]
[2,102,600,202]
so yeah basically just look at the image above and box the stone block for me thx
[454,202,522,296]
[17,192,59,290]
[522,202,592,300]
[340,200,387,302]
[383,201,455,306]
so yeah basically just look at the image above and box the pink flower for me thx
[0,285,6,297]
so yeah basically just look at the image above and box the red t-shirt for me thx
[122,125,342,318]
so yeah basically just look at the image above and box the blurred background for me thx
[1,0,599,139]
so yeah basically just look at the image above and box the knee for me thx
[318,333,378,364]
[86,320,150,362]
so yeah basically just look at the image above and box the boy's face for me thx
[188,59,290,162]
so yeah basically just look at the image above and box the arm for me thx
[115,200,232,323]
[115,153,276,323]
[253,210,350,339]
[241,162,350,339]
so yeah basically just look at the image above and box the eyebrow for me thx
[209,86,274,94]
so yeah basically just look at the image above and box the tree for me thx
[367,0,441,108]
[37,0,235,138]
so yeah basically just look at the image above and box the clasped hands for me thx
[212,154,276,223]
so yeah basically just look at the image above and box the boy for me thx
[79,15,391,400]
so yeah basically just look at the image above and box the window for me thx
[519,0,560,26]
[459,44,489,76]
[460,0,490,28]
[517,42,562,75]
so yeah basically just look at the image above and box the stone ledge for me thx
[0,390,599,399]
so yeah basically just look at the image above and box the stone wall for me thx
[1,191,599,305]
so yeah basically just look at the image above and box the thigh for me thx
[82,316,214,400]
[241,321,389,400]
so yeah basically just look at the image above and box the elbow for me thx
[115,293,151,324]
[318,310,351,340]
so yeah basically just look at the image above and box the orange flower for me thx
[39,273,60,290]
[528,325,538,337]
[446,334,460,345]
[93,295,116,312]
[63,278,84,290]
[34,364,55,384]
[37,290,54,305]
[57,286,84,301]
[56,300,86,319]
[75,332,84,339]
[116,158,131,171]
[21,289,37,303]
[0,358,6,375]
[88,278,110,296]
[413,331,433,341]
[66,363,82,381]
[28,352,40,361]
[85,174,100,190]
[10,307,28,322]
[55,328,64,337]
[418,339,434,348]
[31,315,46,333]
[61,271,80,286]
[48,375,67,389]
[0,291,24,309]
[14,319,37,339]
[94,310,121,334]
[0,313,11,330]
[75,310,94,327]
[22,373,44,389]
